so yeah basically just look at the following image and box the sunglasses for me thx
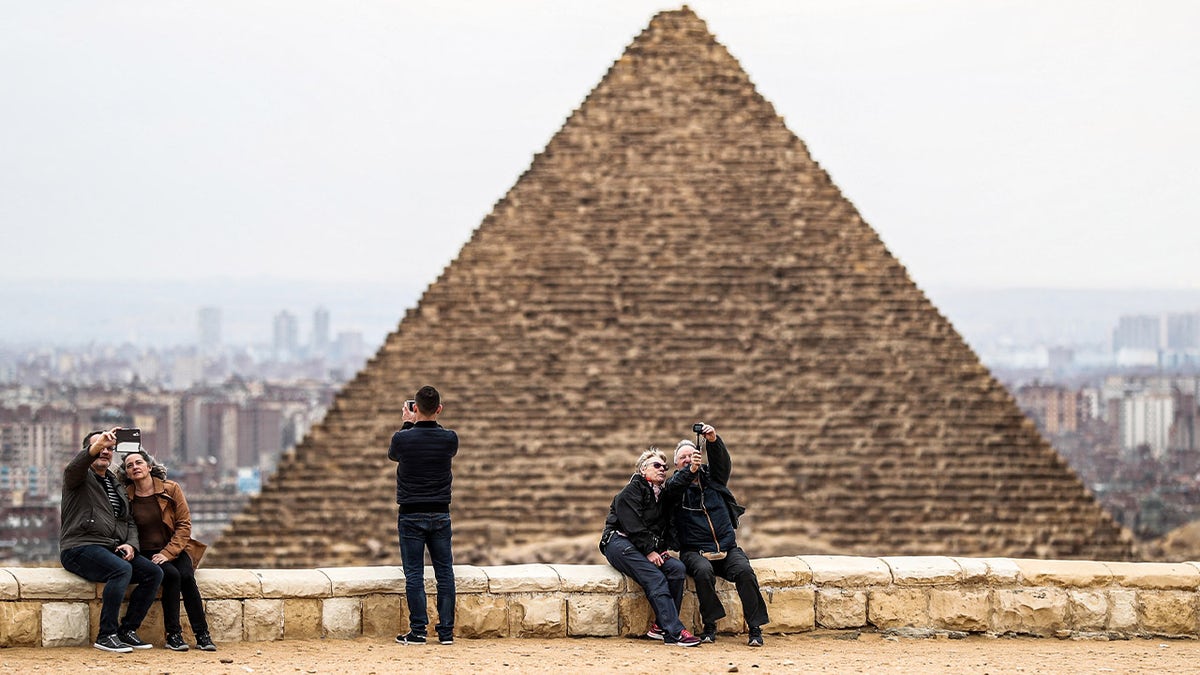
[647,462,667,470]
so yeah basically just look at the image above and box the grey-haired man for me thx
[665,424,769,646]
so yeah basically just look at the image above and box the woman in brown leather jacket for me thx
[121,449,217,652]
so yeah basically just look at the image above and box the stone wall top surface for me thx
[1013,558,1113,587]
[0,569,18,600]
[802,556,891,587]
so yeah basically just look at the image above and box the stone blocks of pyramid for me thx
[209,7,1132,568]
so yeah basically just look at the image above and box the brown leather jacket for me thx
[124,477,207,567]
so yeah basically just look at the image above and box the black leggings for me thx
[146,549,209,635]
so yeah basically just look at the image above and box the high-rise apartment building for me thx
[1167,312,1200,351]
[198,306,221,354]
[312,307,330,358]
[273,311,299,362]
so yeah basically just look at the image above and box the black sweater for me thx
[388,420,459,511]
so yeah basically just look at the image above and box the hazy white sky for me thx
[2,0,1197,292]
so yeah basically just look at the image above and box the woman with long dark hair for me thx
[120,449,217,652]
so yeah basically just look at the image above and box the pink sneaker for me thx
[645,623,666,640]
[666,628,702,647]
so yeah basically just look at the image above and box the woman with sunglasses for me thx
[598,448,701,647]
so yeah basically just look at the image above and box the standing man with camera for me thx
[388,386,458,646]
[59,428,164,653]
[665,423,769,646]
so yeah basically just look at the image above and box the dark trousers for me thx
[398,512,455,640]
[145,549,208,635]
[61,544,164,638]
[602,533,687,638]
[680,547,769,629]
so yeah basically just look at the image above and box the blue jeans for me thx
[398,512,455,639]
[61,544,164,638]
[602,533,687,638]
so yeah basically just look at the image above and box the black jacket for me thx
[664,435,746,553]
[388,420,459,511]
[601,474,673,556]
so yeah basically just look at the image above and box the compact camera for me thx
[114,428,141,444]
[692,423,705,434]
[405,400,416,413]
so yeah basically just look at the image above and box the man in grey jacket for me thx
[60,428,163,653]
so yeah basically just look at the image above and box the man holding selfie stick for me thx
[665,423,769,646]
[388,386,459,646]
[59,427,164,653]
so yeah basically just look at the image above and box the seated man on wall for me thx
[666,423,769,646]
[59,428,164,653]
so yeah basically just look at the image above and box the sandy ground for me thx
[2,631,1199,674]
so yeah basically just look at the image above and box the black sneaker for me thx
[699,624,717,643]
[93,634,132,653]
[117,630,152,649]
[165,632,189,651]
[396,631,426,645]
[747,627,764,647]
[195,632,218,651]
[438,634,454,645]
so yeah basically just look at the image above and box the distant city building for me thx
[273,311,299,362]
[1015,383,1079,435]
[312,307,330,358]
[198,306,222,354]
[1113,314,1161,367]
[1166,312,1200,350]
[1101,375,1200,458]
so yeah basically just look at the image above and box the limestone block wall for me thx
[4,556,1200,648]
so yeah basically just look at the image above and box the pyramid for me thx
[209,7,1133,568]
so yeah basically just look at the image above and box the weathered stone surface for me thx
[618,594,654,638]
[1107,589,1138,632]
[198,569,262,599]
[7,568,94,600]
[929,588,989,632]
[243,598,284,641]
[993,588,1069,635]
[978,558,1021,585]
[804,556,891,587]
[1067,589,1107,632]
[283,598,324,640]
[0,601,41,647]
[320,566,404,596]
[713,589,745,634]
[882,557,961,586]
[456,593,508,638]
[453,565,490,593]
[764,587,815,632]
[322,596,362,639]
[511,594,565,637]
[869,588,929,629]
[40,602,86,647]
[566,593,619,636]
[361,593,403,638]
[1137,590,1198,636]
[1105,562,1200,590]
[484,564,561,593]
[950,558,991,585]
[550,564,624,593]
[206,598,244,643]
[751,557,812,586]
[255,569,331,598]
[1013,559,1112,588]
[0,569,19,600]
[816,588,867,629]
